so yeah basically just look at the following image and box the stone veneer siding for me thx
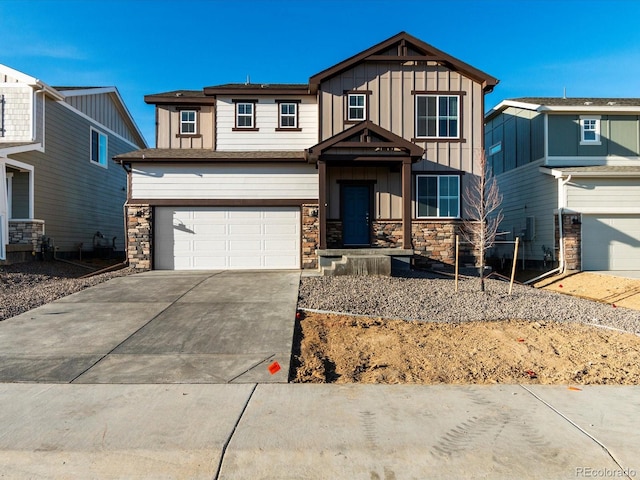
[126,204,152,270]
[8,219,45,251]
[302,204,319,269]
[555,213,581,271]
[324,219,473,268]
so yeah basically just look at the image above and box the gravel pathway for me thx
[1,261,134,321]
[298,272,640,335]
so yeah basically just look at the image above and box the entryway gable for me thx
[306,120,423,162]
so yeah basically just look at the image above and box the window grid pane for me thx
[348,94,366,121]
[415,95,459,138]
[279,103,297,128]
[237,103,254,128]
[416,175,459,218]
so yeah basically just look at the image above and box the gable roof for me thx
[487,97,640,120]
[306,120,424,163]
[309,31,498,93]
[203,83,310,95]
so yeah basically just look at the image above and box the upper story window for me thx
[580,116,601,144]
[347,93,366,121]
[488,141,502,156]
[179,110,197,135]
[90,127,108,168]
[415,95,460,139]
[278,102,298,129]
[416,175,460,218]
[234,101,257,129]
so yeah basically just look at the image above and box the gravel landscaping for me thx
[0,261,134,321]
[298,271,640,335]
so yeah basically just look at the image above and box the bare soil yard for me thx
[293,272,640,385]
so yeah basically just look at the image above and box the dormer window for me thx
[347,93,366,121]
[580,116,601,145]
[179,110,197,135]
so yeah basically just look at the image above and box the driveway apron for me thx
[0,270,300,384]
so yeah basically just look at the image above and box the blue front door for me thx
[342,185,371,246]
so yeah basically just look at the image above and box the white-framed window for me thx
[90,127,108,167]
[347,93,366,121]
[180,110,197,134]
[279,102,297,128]
[236,102,254,128]
[416,175,460,218]
[415,95,460,138]
[580,116,601,144]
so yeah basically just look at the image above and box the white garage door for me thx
[582,215,640,270]
[155,207,300,270]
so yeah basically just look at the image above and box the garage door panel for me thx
[155,207,300,270]
[582,215,640,271]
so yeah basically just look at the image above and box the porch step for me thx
[320,255,391,276]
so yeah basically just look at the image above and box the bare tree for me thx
[461,151,504,292]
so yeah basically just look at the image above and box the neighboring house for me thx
[115,32,498,271]
[485,98,640,272]
[0,64,147,263]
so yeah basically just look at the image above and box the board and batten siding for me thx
[326,167,401,219]
[319,61,485,174]
[155,105,215,150]
[566,178,640,213]
[216,96,318,151]
[485,107,545,175]
[493,159,558,262]
[11,99,134,252]
[548,115,640,158]
[64,92,139,145]
[131,163,319,200]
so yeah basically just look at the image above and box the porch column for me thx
[318,160,327,250]
[402,158,412,249]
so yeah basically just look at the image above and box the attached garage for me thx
[155,206,301,270]
[581,215,640,271]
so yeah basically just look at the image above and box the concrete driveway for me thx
[0,270,300,384]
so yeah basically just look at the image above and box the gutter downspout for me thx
[524,175,572,285]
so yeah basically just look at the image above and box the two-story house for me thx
[116,32,498,272]
[485,98,640,273]
[0,64,147,263]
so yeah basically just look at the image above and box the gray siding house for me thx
[485,98,640,272]
[116,32,498,272]
[0,64,147,262]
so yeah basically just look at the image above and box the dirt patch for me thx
[292,312,640,385]
[537,272,640,310]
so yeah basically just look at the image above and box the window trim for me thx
[414,93,462,140]
[580,115,601,145]
[178,108,199,136]
[232,99,259,131]
[90,127,108,169]
[276,100,301,131]
[415,174,461,219]
[345,92,369,123]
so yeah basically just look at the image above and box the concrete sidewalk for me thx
[0,383,638,479]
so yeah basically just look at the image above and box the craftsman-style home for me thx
[116,32,498,272]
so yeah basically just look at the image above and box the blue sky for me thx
[2,0,639,146]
